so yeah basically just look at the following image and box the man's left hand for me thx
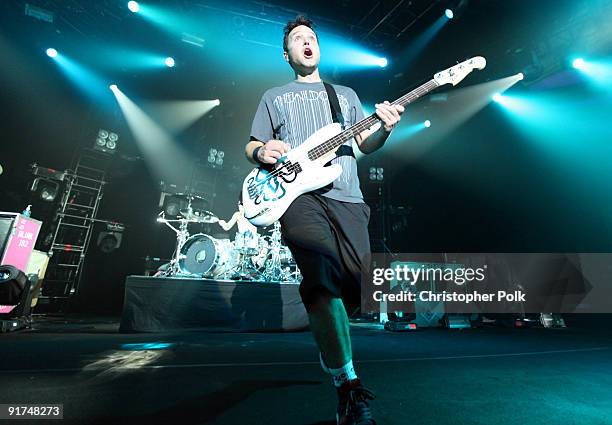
[375,101,405,132]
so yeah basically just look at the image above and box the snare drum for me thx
[179,234,237,277]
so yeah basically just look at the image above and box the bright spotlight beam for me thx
[128,1,140,13]
[50,53,115,107]
[144,99,222,133]
[317,32,389,70]
[572,58,585,70]
[424,120,431,128]
[394,13,452,71]
[46,48,57,58]
[110,87,194,184]
[445,9,454,19]
[165,57,175,68]
[569,57,612,86]
[384,75,525,160]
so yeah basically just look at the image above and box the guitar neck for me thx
[307,79,440,161]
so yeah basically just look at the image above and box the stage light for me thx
[97,223,124,253]
[46,48,57,58]
[163,196,183,217]
[0,265,34,322]
[377,57,388,68]
[207,147,224,168]
[165,57,175,68]
[213,99,221,106]
[572,58,585,70]
[492,93,503,103]
[568,57,612,85]
[94,129,119,154]
[127,1,140,13]
[30,178,59,202]
[424,120,431,128]
[445,9,454,19]
[40,184,57,201]
[369,167,384,182]
[109,84,118,91]
[517,72,524,81]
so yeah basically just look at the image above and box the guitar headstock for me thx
[433,56,486,86]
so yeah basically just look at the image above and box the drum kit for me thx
[156,193,301,282]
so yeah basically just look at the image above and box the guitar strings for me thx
[308,80,439,160]
[248,80,439,191]
[249,81,437,190]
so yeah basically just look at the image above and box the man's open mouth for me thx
[304,48,313,58]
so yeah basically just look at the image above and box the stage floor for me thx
[0,315,611,424]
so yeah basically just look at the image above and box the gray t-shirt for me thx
[250,80,366,203]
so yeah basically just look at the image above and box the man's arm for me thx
[245,138,290,165]
[245,138,265,164]
[218,211,240,231]
[355,101,404,154]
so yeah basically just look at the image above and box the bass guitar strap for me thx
[323,82,354,159]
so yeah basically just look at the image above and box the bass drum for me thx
[179,234,237,278]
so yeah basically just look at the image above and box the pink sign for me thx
[0,305,17,314]
[1,214,42,272]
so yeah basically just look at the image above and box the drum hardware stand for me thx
[236,256,258,280]
[263,222,289,282]
[156,212,190,276]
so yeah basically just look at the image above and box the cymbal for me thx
[180,209,219,223]
[173,192,207,202]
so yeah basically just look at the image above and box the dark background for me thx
[1,0,611,313]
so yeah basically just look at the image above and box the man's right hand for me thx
[257,140,290,164]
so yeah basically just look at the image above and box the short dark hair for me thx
[283,15,317,52]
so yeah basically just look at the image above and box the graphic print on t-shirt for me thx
[272,89,354,187]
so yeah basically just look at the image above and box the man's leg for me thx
[280,195,376,424]
[308,291,352,369]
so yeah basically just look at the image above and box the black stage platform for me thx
[120,276,308,332]
[1,316,611,424]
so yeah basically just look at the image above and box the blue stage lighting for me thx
[445,9,454,19]
[165,57,175,68]
[492,93,503,103]
[46,48,57,58]
[424,120,431,128]
[377,57,388,68]
[109,84,118,91]
[572,58,585,70]
[128,1,140,13]
[121,342,173,350]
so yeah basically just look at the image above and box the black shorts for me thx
[279,193,371,313]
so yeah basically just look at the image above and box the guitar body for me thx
[242,123,343,227]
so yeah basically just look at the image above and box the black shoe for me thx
[336,379,376,425]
